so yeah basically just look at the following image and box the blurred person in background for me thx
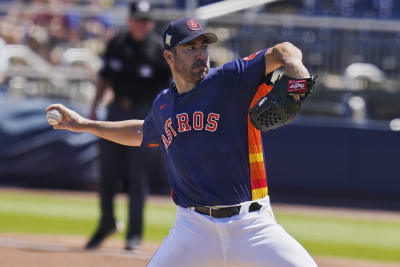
[86,0,171,251]
[0,36,8,85]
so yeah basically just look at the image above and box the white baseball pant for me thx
[148,196,317,267]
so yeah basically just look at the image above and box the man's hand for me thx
[46,104,88,132]
[264,42,310,102]
[290,92,304,101]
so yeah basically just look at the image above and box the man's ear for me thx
[163,50,174,65]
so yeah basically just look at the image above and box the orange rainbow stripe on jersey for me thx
[248,82,273,200]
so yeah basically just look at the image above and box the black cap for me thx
[163,17,218,50]
[130,1,152,19]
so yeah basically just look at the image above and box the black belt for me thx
[194,202,262,218]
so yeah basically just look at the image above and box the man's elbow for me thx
[272,42,302,62]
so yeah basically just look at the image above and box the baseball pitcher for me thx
[47,17,317,267]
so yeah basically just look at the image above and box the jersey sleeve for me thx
[222,48,267,97]
[140,111,159,147]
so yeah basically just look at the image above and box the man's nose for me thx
[195,48,207,60]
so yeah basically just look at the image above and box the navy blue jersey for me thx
[142,49,272,207]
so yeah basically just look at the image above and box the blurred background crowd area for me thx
[0,0,400,121]
[1,0,400,204]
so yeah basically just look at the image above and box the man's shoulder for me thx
[201,64,231,85]
[146,34,164,47]
[106,31,130,48]
[113,30,130,41]
[205,66,223,80]
[142,34,164,55]
[152,88,172,105]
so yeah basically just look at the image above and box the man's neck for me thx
[173,75,197,94]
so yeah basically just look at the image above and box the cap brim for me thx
[130,12,152,19]
[176,32,218,46]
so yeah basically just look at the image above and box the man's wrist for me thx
[283,59,309,78]
[79,118,94,133]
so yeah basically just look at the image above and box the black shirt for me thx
[99,31,171,107]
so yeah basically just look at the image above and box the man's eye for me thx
[187,46,194,50]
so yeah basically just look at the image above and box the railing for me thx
[2,45,99,103]
[1,4,400,120]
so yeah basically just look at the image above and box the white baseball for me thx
[46,109,63,125]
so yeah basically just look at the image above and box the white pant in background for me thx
[148,197,317,267]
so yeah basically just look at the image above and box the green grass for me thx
[0,190,400,262]
[275,213,400,262]
[0,190,176,242]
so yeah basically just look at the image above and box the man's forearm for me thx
[84,119,144,147]
[46,104,144,147]
[265,42,309,78]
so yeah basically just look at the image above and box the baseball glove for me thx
[249,73,317,132]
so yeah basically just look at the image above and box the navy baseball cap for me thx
[163,17,218,50]
[130,1,152,19]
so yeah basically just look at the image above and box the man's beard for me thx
[191,68,208,84]
[191,60,208,83]
[175,59,209,84]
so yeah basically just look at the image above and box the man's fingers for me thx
[46,104,62,112]
[290,93,306,101]
[291,94,300,101]
[46,103,70,115]
[46,104,70,130]
[46,104,70,121]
